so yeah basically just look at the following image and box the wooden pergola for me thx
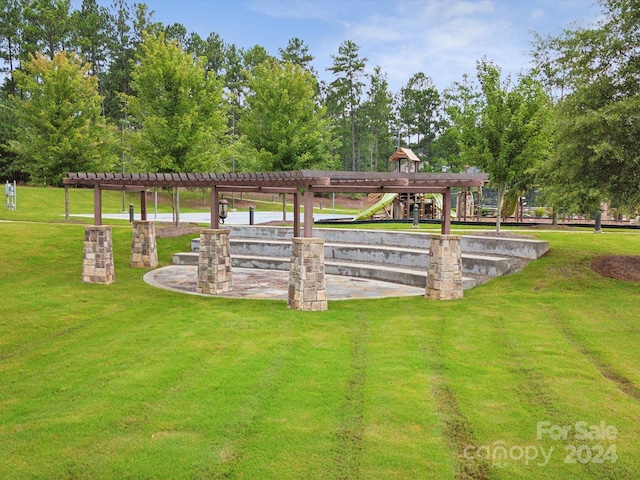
[64,170,488,236]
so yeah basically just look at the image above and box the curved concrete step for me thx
[205,225,549,259]
[189,238,511,278]
[171,252,476,291]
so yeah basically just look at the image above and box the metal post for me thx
[65,185,69,222]
[175,187,180,227]
[231,155,236,211]
[412,202,419,228]
[129,203,134,223]
[594,210,602,233]
[249,206,255,225]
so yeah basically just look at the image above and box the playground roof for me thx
[389,147,420,163]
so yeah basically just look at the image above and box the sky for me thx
[130,0,602,93]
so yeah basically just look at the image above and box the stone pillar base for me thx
[288,237,327,311]
[426,234,463,300]
[83,225,115,284]
[196,229,232,294]
[130,220,158,268]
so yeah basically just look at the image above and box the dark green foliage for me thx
[536,0,640,212]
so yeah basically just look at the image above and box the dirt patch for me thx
[471,231,537,239]
[591,255,640,283]
[155,224,202,238]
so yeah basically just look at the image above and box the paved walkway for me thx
[144,266,425,300]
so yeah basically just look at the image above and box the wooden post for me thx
[442,188,451,235]
[303,189,313,238]
[293,191,300,238]
[94,185,102,226]
[282,193,287,222]
[140,190,147,221]
[210,186,219,229]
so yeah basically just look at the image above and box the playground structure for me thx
[353,147,478,222]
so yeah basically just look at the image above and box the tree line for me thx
[1,0,638,220]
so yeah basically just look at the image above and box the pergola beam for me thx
[65,170,489,235]
[309,186,449,194]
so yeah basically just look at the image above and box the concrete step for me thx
[206,225,550,259]
[171,252,476,291]
[189,238,511,278]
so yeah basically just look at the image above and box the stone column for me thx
[130,220,158,268]
[288,237,327,311]
[82,225,115,284]
[196,229,232,294]
[426,234,463,300]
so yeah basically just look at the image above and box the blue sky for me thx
[104,0,602,92]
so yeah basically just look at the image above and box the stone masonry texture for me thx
[130,220,158,268]
[425,234,463,300]
[196,229,232,294]
[288,237,328,311]
[83,225,115,284]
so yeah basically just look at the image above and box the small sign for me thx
[5,181,16,210]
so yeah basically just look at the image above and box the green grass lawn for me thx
[1,188,640,479]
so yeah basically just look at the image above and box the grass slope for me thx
[1,188,639,479]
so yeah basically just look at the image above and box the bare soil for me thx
[470,231,537,239]
[155,224,202,238]
[591,255,640,283]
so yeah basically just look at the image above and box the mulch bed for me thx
[471,231,537,239]
[155,224,202,238]
[591,255,640,283]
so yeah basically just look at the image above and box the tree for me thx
[0,0,22,88]
[101,0,160,121]
[326,40,367,171]
[6,52,116,185]
[70,0,110,78]
[279,37,316,76]
[125,32,229,173]
[164,22,187,46]
[224,43,244,136]
[185,31,227,76]
[450,60,551,231]
[397,73,443,163]
[21,0,71,61]
[537,0,640,213]
[240,59,337,171]
[360,66,393,171]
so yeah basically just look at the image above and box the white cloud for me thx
[329,0,523,91]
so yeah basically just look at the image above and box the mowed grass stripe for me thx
[357,301,452,479]
[2,209,640,478]
[418,307,490,479]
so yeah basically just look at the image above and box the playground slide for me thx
[352,193,397,221]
